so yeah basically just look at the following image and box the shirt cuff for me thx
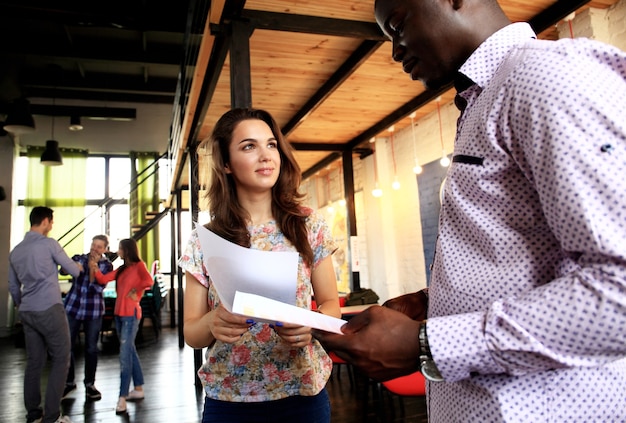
[428,312,506,382]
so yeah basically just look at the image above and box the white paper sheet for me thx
[232,291,347,335]
[195,223,299,311]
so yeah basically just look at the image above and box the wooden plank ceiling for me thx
[178,0,619,184]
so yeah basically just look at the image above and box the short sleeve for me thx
[307,210,338,269]
[177,229,209,287]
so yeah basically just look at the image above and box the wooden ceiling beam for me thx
[300,0,594,176]
[346,84,453,151]
[302,153,342,180]
[290,143,345,151]
[282,39,383,136]
[187,0,246,145]
[240,10,386,40]
[188,35,230,146]
[529,0,590,33]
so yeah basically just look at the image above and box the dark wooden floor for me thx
[1,322,428,423]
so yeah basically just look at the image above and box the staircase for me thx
[131,209,170,240]
[58,153,170,249]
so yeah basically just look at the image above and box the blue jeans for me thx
[202,388,330,423]
[20,304,70,423]
[115,315,144,397]
[66,314,102,387]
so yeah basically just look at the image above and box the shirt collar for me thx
[458,22,536,91]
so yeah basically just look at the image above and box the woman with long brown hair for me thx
[92,238,153,415]
[179,108,341,422]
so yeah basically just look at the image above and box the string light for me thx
[372,183,383,198]
[389,125,400,190]
[436,97,450,167]
[410,112,422,174]
[564,12,575,38]
[371,140,383,198]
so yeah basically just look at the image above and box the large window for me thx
[85,157,105,200]
[16,154,173,271]
[109,157,131,200]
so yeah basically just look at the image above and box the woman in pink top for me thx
[92,238,153,415]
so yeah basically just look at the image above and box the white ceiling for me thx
[14,99,172,155]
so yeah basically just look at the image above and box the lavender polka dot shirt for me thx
[428,23,626,422]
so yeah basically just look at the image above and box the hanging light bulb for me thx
[40,140,63,166]
[372,182,383,198]
[564,12,575,38]
[436,98,450,168]
[409,112,423,174]
[389,125,400,190]
[371,144,383,198]
[41,95,63,166]
[4,97,36,134]
[69,115,83,131]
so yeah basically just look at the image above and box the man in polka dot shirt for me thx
[315,0,626,421]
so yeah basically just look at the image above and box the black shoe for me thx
[86,385,102,401]
[62,383,76,399]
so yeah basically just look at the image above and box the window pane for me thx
[14,157,28,200]
[82,206,106,252]
[109,158,130,199]
[12,206,27,246]
[86,157,105,199]
[109,204,130,247]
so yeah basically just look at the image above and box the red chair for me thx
[328,351,354,389]
[382,371,426,396]
[379,371,426,419]
[313,297,354,387]
[311,296,346,310]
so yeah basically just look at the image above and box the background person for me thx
[92,238,153,415]
[315,0,626,422]
[179,108,341,423]
[62,234,114,401]
[9,206,82,423]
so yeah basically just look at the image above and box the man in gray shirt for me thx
[9,206,82,423]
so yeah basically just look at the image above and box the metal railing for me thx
[58,152,169,248]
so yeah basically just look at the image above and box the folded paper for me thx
[195,222,299,311]
[233,291,347,334]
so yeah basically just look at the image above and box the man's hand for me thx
[313,305,422,381]
[382,289,428,321]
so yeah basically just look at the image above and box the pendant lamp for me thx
[4,98,36,135]
[41,140,63,166]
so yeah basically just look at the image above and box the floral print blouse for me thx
[178,208,337,402]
